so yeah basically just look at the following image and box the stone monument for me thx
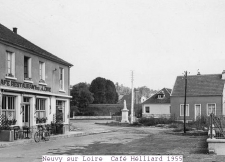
[121,100,129,123]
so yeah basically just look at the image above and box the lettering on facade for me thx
[0,79,51,92]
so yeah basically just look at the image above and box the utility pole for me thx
[184,71,188,133]
[131,71,134,124]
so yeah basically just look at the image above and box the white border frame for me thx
[59,67,64,91]
[145,106,150,113]
[180,104,189,116]
[207,103,216,116]
[194,104,201,121]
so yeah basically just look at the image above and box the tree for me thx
[70,83,94,113]
[115,82,131,95]
[137,86,151,98]
[105,80,118,103]
[137,86,158,98]
[89,77,118,104]
[89,77,106,104]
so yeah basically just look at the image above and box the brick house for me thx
[0,24,73,133]
[171,72,225,122]
[142,88,171,118]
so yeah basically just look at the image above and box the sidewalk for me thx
[0,129,114,148]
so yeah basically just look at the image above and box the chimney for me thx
[197,69,201,75]
[13,27,17,34]
[222,70,225,80]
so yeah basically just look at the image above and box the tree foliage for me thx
[115,82,131,95]
[70,83,94,110]
[89,77,118,104]
[137,86,158,98]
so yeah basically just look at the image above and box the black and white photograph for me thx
[0,0,225,162]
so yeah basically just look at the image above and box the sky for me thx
[1,0,225,90]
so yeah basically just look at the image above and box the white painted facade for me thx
[142,104,170,118]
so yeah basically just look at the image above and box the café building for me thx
[0,23,73,133]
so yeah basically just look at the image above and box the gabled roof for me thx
[171,74,225,97]
[142,88,171,104]
[0,23,73,66]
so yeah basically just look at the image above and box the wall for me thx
[0,41,71,133]
[142,104,170,118]
[171,96,222,121]
[207,138,225,155]
[0,43,70,95]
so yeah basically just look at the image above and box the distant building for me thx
[171,71,225,122]
[140,96,147,103]
[142,88,171,118]
[118,91,146,105]
[0,23,73,133]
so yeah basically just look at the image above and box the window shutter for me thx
[0,93,2,115]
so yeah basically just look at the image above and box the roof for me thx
[171,74,225,97]
[0,23,73,66]
[142,88,171,104]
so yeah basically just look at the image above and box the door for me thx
[22,97,30,127]
[195,104,201,121]
[22,104,30,127]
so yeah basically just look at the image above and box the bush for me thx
[187,116,209,130]
[138,117,174,126]
[131,122,142,126]
[168,123,179,128]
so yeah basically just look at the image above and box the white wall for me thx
[142,104,170,115]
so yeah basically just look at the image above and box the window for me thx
[207,103,216,116]
[59,67,64,90]
[180,104,189,116]
[24,56,31,80]
[145,106,150,113]
[36,98,46,119]
[56,100,65,122]
[2,96,16,120]
[6,51,15,77]
[39,61,45,82]
[158,94,164,99]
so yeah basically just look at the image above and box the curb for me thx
[0,130,114,148]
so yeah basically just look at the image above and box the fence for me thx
[209,113,225,139]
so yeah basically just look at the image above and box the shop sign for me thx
[0,79,51,92]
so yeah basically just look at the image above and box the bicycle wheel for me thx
[44,131,50,141]
[34,132,40,143]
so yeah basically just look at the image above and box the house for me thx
[118,91,147,105]
[0,24,73,133]
[140,96,147,103]
[142,88,172,118]
[171,71,225,122]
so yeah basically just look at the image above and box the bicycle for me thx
[34,125,50,142]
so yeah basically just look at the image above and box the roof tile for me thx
[0,23,73,66]
[142,88,171,104]
[171,74,224,96]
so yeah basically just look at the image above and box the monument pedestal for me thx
[121,109,129,123]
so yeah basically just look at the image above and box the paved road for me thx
[0,120,164,162]
[0,120,223,162]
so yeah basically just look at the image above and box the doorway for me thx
[195,104,201,121]
[22,97,30,127]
